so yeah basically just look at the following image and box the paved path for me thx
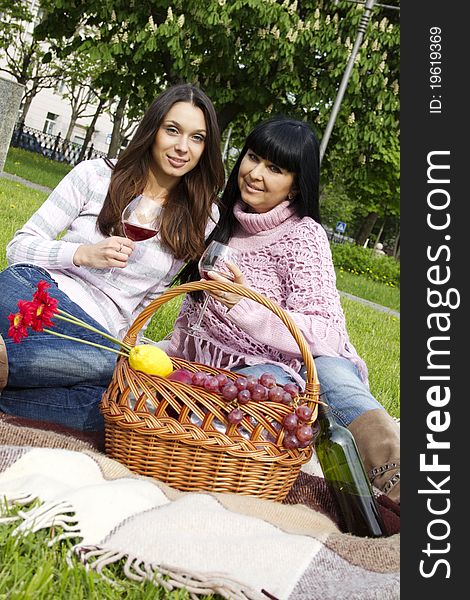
[339,291,400,318]
[1,170,400,319]
[0,171,52,194]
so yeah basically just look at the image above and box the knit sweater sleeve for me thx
[6,160,98,269]
[227,221,349,358]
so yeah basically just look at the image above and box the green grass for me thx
[0,179,47,266]
[341,297,400,417]
[4,147,72,190]
[335,269,400,312]
[0,504,214,599]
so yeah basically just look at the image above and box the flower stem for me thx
[56,310,132,352]
[43,328,129,357]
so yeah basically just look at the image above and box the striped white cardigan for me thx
[7,159,217,340]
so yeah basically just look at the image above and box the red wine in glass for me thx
[104,194,162,285]
[122,221,158,242]
[199,268,235,281]
[181,241,239,337]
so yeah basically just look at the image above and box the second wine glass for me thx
[184,241,239,338]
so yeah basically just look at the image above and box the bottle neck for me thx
[317,402,337,430]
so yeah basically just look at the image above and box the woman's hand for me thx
[204,261,247,309]
[73,236,135,269]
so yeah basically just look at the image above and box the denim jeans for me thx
[234,356,383,427]
[0,264,118,431]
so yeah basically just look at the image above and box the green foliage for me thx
[36,0,399,212]
[0,2,62,112]
[330,242,400,288]
[0,1,32,48]
[319,184,358,230]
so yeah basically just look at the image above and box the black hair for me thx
[175,116,320,284]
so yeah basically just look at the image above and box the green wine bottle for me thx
[314,402,386,537]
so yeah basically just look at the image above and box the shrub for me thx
[330,242,400,288]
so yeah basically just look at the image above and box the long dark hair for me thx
[176,116,321,283]
[97,83,225,261]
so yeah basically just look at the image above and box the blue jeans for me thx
[234,356,383,427]
[0,265,118,431]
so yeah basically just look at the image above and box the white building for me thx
[0,0,115,155]
[22,85,114,155]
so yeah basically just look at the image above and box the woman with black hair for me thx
[170,116,400,503]
[0,83,225,433]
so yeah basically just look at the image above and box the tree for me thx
[75,95,107,162]
[313,2,400,242]
[37,0,399,224]
[106,95,127,158]
[0,3,60,120]
[104,97,142,158]
[0,1,31,41]
[57,54,105,143]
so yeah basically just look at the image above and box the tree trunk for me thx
[20,89,36,121]
[356,211,379,247]
[64,87,95,142]
[77,97,105,163]
[107,96,127,158]
[64,110,79,142]
[374,217,386,248]
[393,229,400,260]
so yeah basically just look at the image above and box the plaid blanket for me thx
[0,421,399,599]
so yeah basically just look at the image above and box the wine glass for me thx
[104,194,162,284]
[121,194,162,242]
[183,241,239,338]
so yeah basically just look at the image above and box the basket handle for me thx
[123,280,320,392]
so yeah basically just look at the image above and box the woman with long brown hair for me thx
[0,83,225,433]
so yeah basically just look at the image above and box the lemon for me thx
[128,345,174,377]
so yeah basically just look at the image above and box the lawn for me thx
[335,269,399,311]
[0,179,47,265]
[4,146,71,190]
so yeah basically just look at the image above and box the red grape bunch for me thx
[282,404,317,449]
[167,368,316,446]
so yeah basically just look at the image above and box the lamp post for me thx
[320,0,378,164]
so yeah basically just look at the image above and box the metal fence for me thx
[10,122,108,166]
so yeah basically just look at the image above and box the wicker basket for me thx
[101,280,321,501]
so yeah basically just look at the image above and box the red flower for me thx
[33,280,54,301]
[5,281,129,358]
[7,300,35,343]
[30,280,58,331]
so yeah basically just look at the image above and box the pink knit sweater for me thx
[168,200,368,387]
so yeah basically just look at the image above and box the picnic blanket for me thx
[0,420,400,600]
